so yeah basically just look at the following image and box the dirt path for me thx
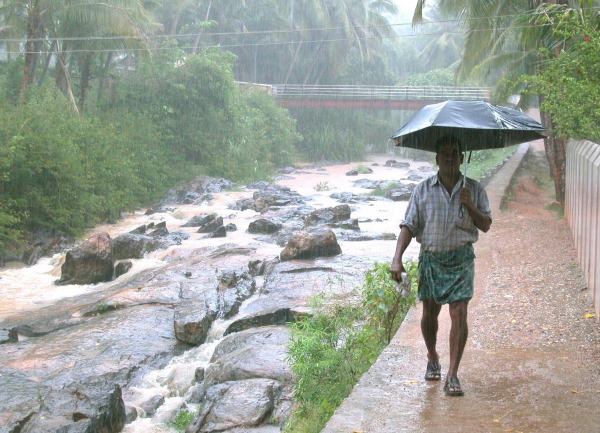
[473,144,600,373]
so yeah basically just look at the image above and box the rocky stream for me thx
[0,154,432,433]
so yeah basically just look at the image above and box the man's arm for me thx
[460,187,492,233]
[391,225,414,282]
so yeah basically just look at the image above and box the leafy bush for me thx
[0,86,191,239]
[285,262,417,433]
[113,47,300,182]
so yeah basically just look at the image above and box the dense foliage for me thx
[0,48,299,254]
[520,11,600,143]
[285,262,418,432]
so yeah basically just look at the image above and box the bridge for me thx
[247,84,492,109]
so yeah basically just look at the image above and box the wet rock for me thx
[58,232,114,285]
[334,218,361,231]
[224,308,308,336]
[112,230,189,260]
[125,405,138,423]
[115,260,132,278]
[387,183,416,201]
[278,166,296,174]
[148,221,169,237]
[248,257,280,277]
[140,394,165,417]
[204,344,293,387]
[303,204,351,228]
[197,214,224,234]
[385,159,410,169]
[211,326,290,362]
[206,226,227,238]
[0,328,17,344]
[231,185,304,213]
[279,228,342,261]
[346,169,359,176]
[407,174,424,181]
[246,181,271,190]
[353,178,380,189]
[189,379,280,433]
[341,232,397,242]
[6,382,127,433]
[20,228,73,266]
[330,192,374,204]
[160,176,235,205]
[217,270,256,319]
[182,213,220,228]
[247,218,283,234]
[174,301,218,346]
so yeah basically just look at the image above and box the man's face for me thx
[436,142,463,175]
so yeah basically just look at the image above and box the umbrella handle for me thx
[458,150,471,218]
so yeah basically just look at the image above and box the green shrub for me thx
[285,261,417,433]
[169,408,198,431]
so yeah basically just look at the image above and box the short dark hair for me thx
[435,135,463,153]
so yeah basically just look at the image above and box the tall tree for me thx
[1,0,157,112]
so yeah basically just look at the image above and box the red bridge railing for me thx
[237,83,491,109]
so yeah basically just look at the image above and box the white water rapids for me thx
[0,154,426,432]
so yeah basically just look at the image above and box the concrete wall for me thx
[565,140,600,319]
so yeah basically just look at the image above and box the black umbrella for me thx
[391,100,547,152]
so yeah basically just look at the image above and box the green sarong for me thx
[418,243,475,304]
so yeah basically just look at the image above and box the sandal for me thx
[424,360,441,381]
[444,376,464,396]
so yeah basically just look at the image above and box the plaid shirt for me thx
[401,172,491,252]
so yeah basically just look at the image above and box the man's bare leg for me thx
[445,300,468,395]
[421,299,442,363]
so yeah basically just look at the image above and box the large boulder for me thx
[174,301,218,346]
[231,185,304,213]
[247,218,283,234]
[303,204,351,228]
[204,344,293,388]
[112,226,189,260]
[188,379,281,433]
[58,232,114,285]
[279,228,342,261]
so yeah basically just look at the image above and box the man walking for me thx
[390,135,492,396]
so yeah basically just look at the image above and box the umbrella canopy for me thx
[391,100,547,152]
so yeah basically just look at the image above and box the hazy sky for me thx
[393,0,418,21]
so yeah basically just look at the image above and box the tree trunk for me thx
[56,51,80,116]
[97,52,114,106]
[19,7,42,105]
[303,40,324,85]
[79,52,94,112]
[540,110,566,206]
[283,39,303,85]
[192,1,212,54]
[39,40,57,86]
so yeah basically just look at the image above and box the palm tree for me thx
[1,0,157,112]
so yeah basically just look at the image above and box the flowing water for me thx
[0,154,428,432]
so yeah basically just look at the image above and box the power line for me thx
[1,7,598,45]
[0,24,574,56]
